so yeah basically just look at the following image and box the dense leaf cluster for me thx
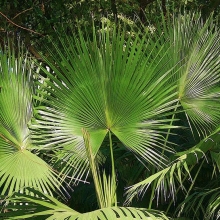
[0,2,220,220]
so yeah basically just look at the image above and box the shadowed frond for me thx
[180,185,220,220]
[125,129,220,206]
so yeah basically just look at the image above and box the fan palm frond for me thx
[161,12,220,137]
[0,44,61,196]
[31,21,179,185]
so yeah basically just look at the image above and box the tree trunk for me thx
[139,0,155,23]
[162,0,166,17]
[111,0,118,23]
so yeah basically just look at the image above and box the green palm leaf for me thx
[122,12,220,207]
[31,21,179,185]
[180,184,220,220]
[0,45,60,195]
[1,188,169,219]
[160,12,220,137]
[125,127,220,206]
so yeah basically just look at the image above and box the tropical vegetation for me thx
[0,2,220,220]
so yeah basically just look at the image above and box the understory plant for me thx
[0,11,220,219]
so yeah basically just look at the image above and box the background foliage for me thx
[0,0,220,57]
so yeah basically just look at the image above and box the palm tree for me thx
[1,11,220,219]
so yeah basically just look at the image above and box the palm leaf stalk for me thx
[108,130,117,206]
[176,158,205,217]
[82,128,117,208]
[148,100,180,209]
